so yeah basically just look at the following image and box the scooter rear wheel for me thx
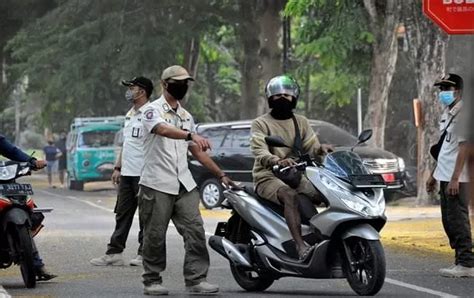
[230,264,274,292]
[343,238,385,296]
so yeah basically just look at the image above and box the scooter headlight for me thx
[340,195,384,217]
[321,174,385,217]
[0,164,18,180]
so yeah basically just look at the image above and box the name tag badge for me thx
[132,127,140,138]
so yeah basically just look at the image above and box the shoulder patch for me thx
[144,109,155,120]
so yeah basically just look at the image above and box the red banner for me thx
[423,0,474,34]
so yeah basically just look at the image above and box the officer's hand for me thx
[191,134,211,152]
[426,175,436,193]
[277,158,297,168]
[220,175,241,190]
[33,160,47,170]
[111,169,121,185]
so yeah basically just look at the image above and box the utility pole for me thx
[14,88,20,146]
[282,16,291,73]
[357,88,362,135]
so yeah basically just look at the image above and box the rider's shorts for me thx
[255,176,319,205]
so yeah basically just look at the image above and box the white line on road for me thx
[385,278,458,298]
[0,285,11,298]
[39,189,458,297]
[38,189,212,236]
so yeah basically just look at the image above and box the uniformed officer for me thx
[138,65,236,295]
[426,73,474,278]
[90,75,212,270]
[90,76,153,266]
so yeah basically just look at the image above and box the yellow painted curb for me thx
[381,218,473,257]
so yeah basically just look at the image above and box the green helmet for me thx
[265,75,300,100]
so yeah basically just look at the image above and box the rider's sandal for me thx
[298,245,315,261]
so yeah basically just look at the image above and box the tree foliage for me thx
[6,0,225,130]
[285,0,373,108]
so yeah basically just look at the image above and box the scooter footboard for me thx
[253,240,335,278]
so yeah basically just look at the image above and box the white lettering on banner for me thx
[443,0,474,3]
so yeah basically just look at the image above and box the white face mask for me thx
[125,89,136,102]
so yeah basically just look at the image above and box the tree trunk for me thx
[204,60,218,121]
[237,0,263,119]
[183,36,200,79]
[303,67,311,116]
[182,36,200,106]
[362,0,401,149]
[403,0,449,205]
[259,0,285,82]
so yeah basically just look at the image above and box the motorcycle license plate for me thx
[0,183,34,195]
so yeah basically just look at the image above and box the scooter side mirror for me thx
[351,129,373,151]
[358,129,372,144]
[265,136,290,148]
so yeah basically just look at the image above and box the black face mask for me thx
[269,97,294,120]
[166,83,188,100]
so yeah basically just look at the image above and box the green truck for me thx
[66,117,124,190]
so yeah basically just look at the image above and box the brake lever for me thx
[278,161,307,173]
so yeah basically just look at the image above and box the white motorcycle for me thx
[209,129,387,296]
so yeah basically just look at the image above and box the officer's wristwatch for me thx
[186,132,193,141]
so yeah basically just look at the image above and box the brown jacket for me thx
[250,113,323,187]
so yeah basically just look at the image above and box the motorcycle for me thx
[0,160,51,288]
[209,129,388,296]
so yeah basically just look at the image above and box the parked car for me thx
[189,120,408,209]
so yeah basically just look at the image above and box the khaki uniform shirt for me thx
[121,105,147,177]
[250,113,322,188]
[139,96,197,195]
[434,101,469,183]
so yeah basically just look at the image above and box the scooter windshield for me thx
[323,151,371,179]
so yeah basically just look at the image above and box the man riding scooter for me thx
[0,134,57,281]
[250,75,332,260]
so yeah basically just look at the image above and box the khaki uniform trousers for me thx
[138,184,209,286]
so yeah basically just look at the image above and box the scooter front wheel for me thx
[12,225,36,288]
[342,238,385,296]
[230,264,274,292]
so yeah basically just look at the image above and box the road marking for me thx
[41,189,457,297]
[385,278,457,298]
[38,189,213,236]
[0,286,11,298]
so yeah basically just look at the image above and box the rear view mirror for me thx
[351,129,373,151]
[358,129,372,144]
[265,136,289,148]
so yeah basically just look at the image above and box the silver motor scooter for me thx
[209,129,387,296]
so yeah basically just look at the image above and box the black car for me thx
[189,120,407,209]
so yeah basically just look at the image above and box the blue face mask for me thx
[438,91,455,106]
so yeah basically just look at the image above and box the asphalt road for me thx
[1,179,473,297]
